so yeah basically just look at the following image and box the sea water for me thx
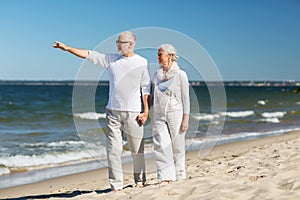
[1,81,300,188]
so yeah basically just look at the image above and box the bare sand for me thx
[1,131,300,200]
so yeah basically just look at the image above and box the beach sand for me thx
[1,131,300,200]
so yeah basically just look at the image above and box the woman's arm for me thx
[180,114,189,133]
[180,71,190,133]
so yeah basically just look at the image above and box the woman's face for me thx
[157,49,171,66]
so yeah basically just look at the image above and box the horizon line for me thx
[0,79,300,82]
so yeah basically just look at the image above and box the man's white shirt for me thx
[87,50,150,112]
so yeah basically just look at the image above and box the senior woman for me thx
[151,44,190,185]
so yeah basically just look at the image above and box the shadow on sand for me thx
[0,184,137,200]
[1,188,112,200]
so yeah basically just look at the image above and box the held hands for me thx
[136,112,148,126]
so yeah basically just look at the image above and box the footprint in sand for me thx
[277,180,294,190]
[249,175,266,181]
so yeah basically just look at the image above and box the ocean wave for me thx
[20,140,86,148]
[188,127,300,152]
[0,167,10,176]
[191,110,255,121]
[192,110,288,124]
[261,111,286,118]
[73,112,106,120]
[191,113,220,121]
[257,100,267,105]
[257,118,281,123]
[0,147,107,171]
[221,111,255,118]
[218,127,300,142]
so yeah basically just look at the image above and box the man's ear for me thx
[130,42,135,47]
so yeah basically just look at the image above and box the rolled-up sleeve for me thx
[86,50,118,68]
[140,63,151,96]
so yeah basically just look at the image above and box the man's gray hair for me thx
[120,31,136,44]
[159,43,179,61]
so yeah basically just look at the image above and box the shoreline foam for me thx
[1,130,299,199]
[2,126,300,190]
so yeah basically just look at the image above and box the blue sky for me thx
[1,0,299,81]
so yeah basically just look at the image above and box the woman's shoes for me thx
[158,180,172,186]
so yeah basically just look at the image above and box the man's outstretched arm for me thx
[53,41,89,59]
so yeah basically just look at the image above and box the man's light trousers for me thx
[106,109,146,190]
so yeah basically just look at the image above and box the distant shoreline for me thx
[1,80,300,87]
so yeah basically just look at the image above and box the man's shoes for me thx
[135,182,144,188]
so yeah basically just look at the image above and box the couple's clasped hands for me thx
[136,112,189,135]
[136,113,148,126]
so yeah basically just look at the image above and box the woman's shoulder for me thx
[178,69,187,74]
[177,69,188,77]
[177,70,189,81]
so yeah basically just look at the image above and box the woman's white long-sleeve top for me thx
[152,70,190,115]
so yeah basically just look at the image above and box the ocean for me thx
[1,81,300,188]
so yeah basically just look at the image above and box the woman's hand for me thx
[180,114,189,134]
[136,112,148,126]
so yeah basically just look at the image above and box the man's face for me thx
[116,34,134,55]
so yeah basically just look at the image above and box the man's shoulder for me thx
[105,52,121,59]
[90,51,120,58]
[134,54,148,62]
